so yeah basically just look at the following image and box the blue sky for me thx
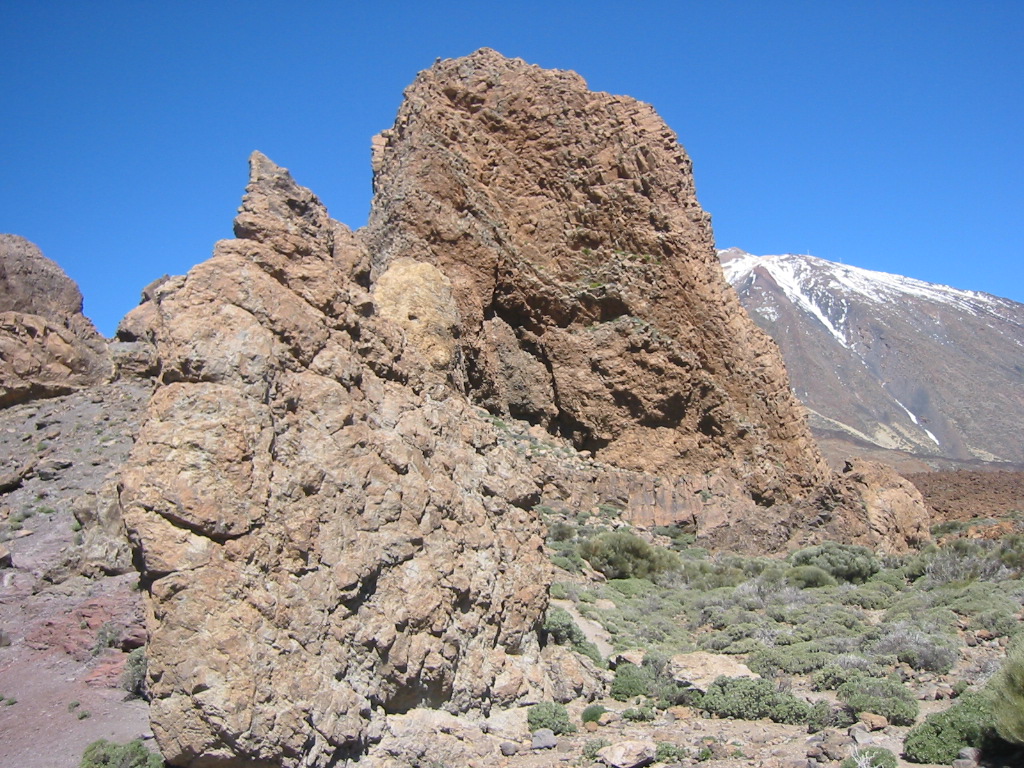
[3,1,1021,336]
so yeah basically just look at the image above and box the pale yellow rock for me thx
[374,258,460,370]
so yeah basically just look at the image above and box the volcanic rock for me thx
[117,50,929,768]
[119,149,598,767]
[0,235,112,406]
[668,651,758,692]
[365,49,830,503]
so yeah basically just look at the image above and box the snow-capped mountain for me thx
[720,248,1024,466]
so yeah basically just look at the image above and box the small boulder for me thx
[859,712,888,731]
[598,711,622,726]
[668,651,758,691]
[596,740,656,768]
[531,729,557,750]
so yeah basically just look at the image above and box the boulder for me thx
[596,740,656,768]
[668,651,758,691]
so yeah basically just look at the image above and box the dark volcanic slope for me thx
[721,249,1024,465]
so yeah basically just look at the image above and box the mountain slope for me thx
[720,248,1024,465]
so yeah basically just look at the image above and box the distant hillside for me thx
[720,248,1024,468]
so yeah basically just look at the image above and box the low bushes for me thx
[746,645,833,677]
[542,607,603,666]
[836,677,918,726]
[840,746,898,768]
[790,542,879,583]
[785,565,837,589]
[806,699,856,733]
[903,691,994,763]
[867,622,958,673]
[609,658,692,707]
[579,530,680,580]
[526,701,575,734]
[80,740,162,768]
[989,638,1024,744]
[699,676,809,724]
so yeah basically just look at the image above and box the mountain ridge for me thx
[720,247,1024,467]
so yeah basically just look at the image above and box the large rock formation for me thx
[119,152,597,768]
[0,234,112,406]
[118,50,929,767]
[365,49,829,504]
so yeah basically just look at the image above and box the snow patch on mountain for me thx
[721,249,1016,324]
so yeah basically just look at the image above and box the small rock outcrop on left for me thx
[0,234,112,407]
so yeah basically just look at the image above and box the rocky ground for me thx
[907,471,1024,526]
[0,380,154,768]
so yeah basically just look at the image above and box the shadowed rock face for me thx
[0,234,112,406]
[117,50,928,767]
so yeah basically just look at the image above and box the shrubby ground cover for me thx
[542,505,1024,759]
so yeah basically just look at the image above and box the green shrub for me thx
[581,703,608,724]
[996,534,1024,572]
[747,646,833,677]
[840,746,898,768]
[583,738,611,760]
[790,542,880,583]
[988,638,1024,744]
[579,530,680,580]
[122,647,148,700]
[641,653,698,708]
[79,739,163,768]
[622,705,655,721]
[975,608,1020,638]
[806,699,856,733]
[655,742,687,761]
[699,676,809,724]
[609,657,696,708]
[903,691,994,763]
[542,607,603,666]
[92,622,120,655]
[868,622,958,673]
[841,581,897,610]
[610,663,650,701]
[812,665,863,691]
[526,701,575,734]
[837,677,918,726]
[548,521,575,542]
[786,565,837,589]
[925,540,1009,585]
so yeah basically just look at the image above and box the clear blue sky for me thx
[3,1,1021,336]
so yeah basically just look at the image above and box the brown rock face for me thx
[365,49,829,503]
[0,235,112,406]
[119,50,928,767]
[120,152,596,768]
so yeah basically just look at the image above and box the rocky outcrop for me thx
[119,152,598,768]
[365,49,830,504]
[0,235,112,406]
[117,50,929,767]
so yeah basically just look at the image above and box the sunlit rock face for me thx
[0,234,112,407]
[119,50,927,767]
